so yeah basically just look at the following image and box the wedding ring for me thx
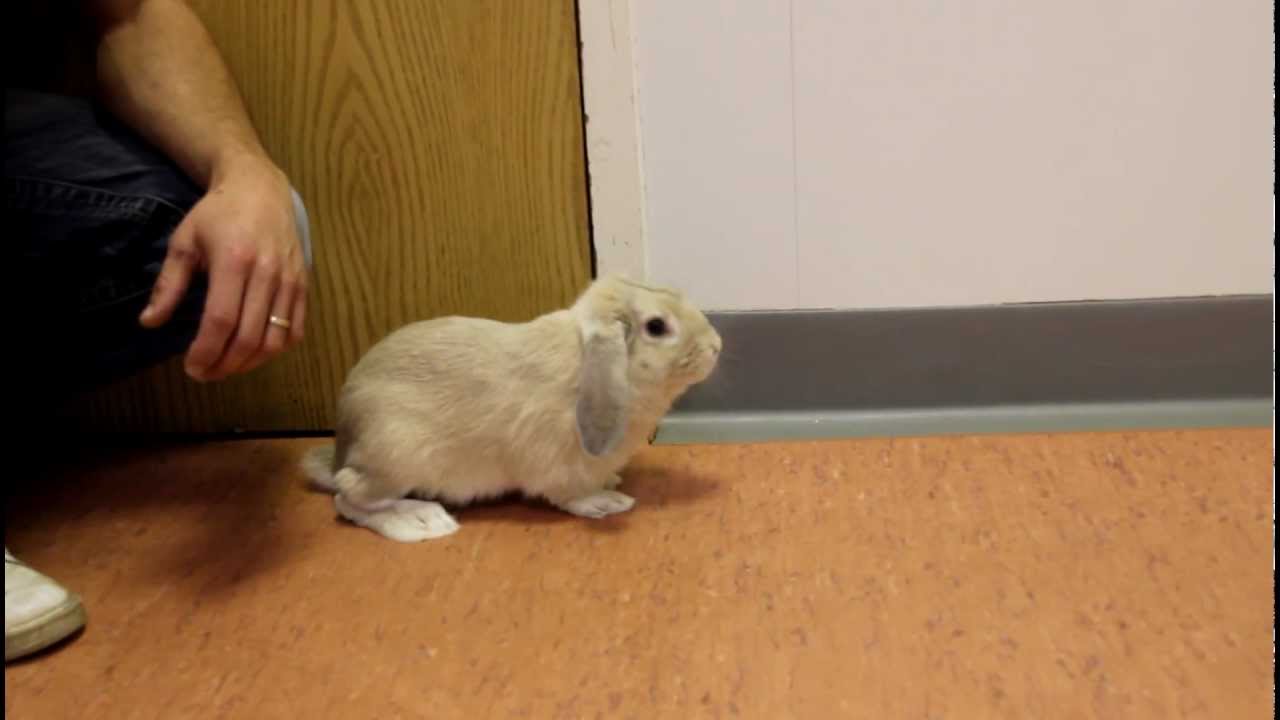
[268,315,292,330]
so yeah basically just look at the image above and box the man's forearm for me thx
[92,0,277,189]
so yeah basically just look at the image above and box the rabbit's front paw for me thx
[556,490,636,519]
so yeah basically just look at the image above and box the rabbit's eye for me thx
[645,317,668,337]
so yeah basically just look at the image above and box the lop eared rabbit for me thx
[302,274,722,542]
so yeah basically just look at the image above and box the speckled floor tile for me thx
[3,428,1272,719]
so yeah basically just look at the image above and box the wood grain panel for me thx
[60,0,591,433]
[4,429,1273,717]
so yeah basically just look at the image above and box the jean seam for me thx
[6,175,194,222]
[8,176,197,315]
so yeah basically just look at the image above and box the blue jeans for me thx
[4,89,312,400]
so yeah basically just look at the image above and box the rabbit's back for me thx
[332,312,587,500]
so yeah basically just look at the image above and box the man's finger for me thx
[140,220,199,328]
[236,270,295,375]
[288,275,307,348]
[184,251,251,381]
[203,255,279,380]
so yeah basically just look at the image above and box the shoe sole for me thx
[5,594,86,662]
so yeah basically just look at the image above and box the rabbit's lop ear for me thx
[576,318,630,456]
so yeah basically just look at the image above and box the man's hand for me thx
[139,158,308,382]
[85,0,309,383]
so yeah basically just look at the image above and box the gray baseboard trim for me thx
[658,295,1273,444]
[657,399,1272,444]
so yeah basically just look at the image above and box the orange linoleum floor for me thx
[3,428,1274,719]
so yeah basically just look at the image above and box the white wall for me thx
[626,0,1272,311]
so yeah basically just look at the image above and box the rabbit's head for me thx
[572,274,721,456]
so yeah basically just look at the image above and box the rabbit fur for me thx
[301,274,722,542]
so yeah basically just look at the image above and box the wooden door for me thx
[64,0,592,433]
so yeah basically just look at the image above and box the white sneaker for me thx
[4,547,85,661]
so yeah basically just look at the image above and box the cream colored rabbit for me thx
[301,274,722,542]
